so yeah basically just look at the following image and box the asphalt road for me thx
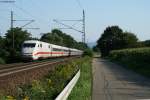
[92,57,150,100]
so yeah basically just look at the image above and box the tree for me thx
[0,36,8,63]
[97,26,123,56]
[4,27,31,63]
[97,26,138,57]
[143,40,150,47]
[5,27,31,51]
[93,46,99,52]
[41,29,65,46]
[0,36,4,49]
[122,32,138,48]
[83,49,93,57]
[40,29,88,50]
[74,42,88,50]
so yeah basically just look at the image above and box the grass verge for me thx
[68,56,92,100]
[0,57,92,100]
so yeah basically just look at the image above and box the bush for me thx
[109,47,150,77]
[83,49,93,57]
[6,49,22,63]
[0,58,5,64]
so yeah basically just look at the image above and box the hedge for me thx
[109,47,150,77]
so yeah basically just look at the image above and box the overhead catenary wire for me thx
[12,3,50,29]
[0,15,9,21]
[0,0,15,3]
[75,0,83,10]
[12,3,35,18]
[0,0,48,39]
[53,0,85,43]
[12,4,42,29]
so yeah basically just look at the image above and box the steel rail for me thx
[0,58,73,77]
[0,57,70,70]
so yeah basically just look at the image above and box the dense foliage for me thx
[5,27,31,51]
[109,47,150,77]
[83,49,93,57]
[97,26,138,57]
[40,29,88,50]
[92,46,100,52]
[0,27,31,63]
[142,40,150,47]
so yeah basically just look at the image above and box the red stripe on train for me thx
[34,52,64,56]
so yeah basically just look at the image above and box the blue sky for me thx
[0,0,150,42]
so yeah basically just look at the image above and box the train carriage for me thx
[22,40,83,60]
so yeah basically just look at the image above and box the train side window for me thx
[49,45,51,48]
[40,44,42,48]
[53,48,61,51]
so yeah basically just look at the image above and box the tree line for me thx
[94,26,150,57]
[0,28,88,64]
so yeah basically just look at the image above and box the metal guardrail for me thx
[55,70,80,100]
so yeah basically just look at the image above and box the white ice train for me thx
[21,40,83,60]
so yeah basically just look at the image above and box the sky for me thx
[0,0,150,43]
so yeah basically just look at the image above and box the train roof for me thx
[23,40,40,43]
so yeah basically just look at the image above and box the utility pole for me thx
[11,10,14,48]
[0,0,15,47]
[82,10,85,43]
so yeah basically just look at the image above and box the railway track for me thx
[0,57,75,77]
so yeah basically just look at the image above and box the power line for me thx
[53,19,83,33]
[12,3,49,30]
[53,9,86,43]
[75,0,83,9]
[12,4,42,29]
[13,4,34,18]
[0,0,15,3]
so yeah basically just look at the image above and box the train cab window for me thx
[23,43,36,48]
[49,45,51,48]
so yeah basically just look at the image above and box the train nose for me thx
[22,48,34,60]
[22,48,34,57]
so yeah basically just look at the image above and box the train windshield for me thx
[23,43,36,48]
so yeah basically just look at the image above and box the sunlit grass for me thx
[68,57,92,100]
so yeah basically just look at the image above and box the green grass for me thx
[68,57,92,100]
